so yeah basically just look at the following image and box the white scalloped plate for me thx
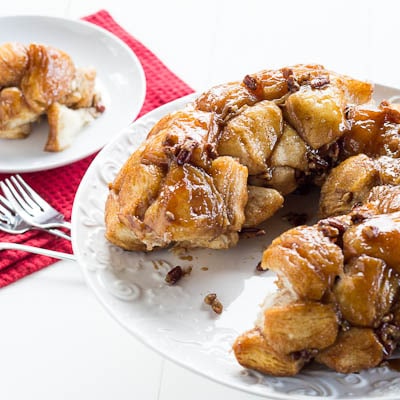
[0,15,146,173]
[72,86,400,399]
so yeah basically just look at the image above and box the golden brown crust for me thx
[21,44,76,113]
[284,85,348,149]
[0,87,38,138]
[262,225,344,300]
[217,100,282,174]
[315,328,384,374]
[233,328,306,376]
[0,42,103,150]
[235,185,400,376]
[106,64,376,252]
[0,42,28,87]
[319,154,379,218]
[243,186,283,228]
[334,255,399,327]
[262,302,339,354]
[101,63,400,375]
[343,212,400,272]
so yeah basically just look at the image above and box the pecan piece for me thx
[310,76,330,89]
[165,266,183,285]
[204,293,224,314]
[243,74,258,91]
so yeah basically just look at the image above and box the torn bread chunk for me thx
[0,87,39,138]
[315,328,384,374]
[233,328,307,377]
[45,102,100,152]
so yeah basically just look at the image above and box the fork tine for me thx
[0,209,10,220]
[0,194,14,215]
[0,208,10,223]
[10,176,42,212]
[1,180,36,218]
[0,194,17,225]
[15,175,49,211]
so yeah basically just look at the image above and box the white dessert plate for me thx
[72,86,400,400]
[0,15,146,173]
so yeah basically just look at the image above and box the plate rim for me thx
[0,14,146,173]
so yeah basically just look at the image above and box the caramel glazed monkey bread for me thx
[105,63,400,375]
[0,42,104,151]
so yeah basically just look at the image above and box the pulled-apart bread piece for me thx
[0,86,38,138]
[46,102,101,151]
[0,42,28,87]
[319,154,400,217]
[106,64,379,251]
[233,185,400,376]
[315,328,385,374]
[0,42,104,150]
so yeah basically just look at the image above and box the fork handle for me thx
[0,242,76,261]
[47,228,71,241]
[38,221,72,231]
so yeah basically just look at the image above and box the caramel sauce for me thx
[387,358,400,372]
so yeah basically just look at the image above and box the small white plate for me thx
[0,15,146,173]
[72,86,400,400]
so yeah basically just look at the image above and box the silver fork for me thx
[0,175,72,232]
[0,194,71,241]
[0,242,75,261]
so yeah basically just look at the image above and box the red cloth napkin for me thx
[0,10,193,288]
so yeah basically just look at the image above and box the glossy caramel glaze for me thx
[234,185,400,376]
[0,42,28,87]
[21,43,76,113]
[106,64,379,251]
[0,42,103,149]
[103,62,400,375]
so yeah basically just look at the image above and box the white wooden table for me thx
[1,1,399,399]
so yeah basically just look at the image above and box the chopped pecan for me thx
[211,299,224,314]
[204,293,217,305]
[281,67,294,79]
[376,323,400,356]
[204,293,224,314]
[175,139,199,165]
[165,266,183,285]
[318,217,349,235]
[310,76,330,89]
[307,150,330,175]
[243,75,258,91]
[287,75,300,93]
[205,142,218,160]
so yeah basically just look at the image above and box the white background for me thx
[1,1,400,399]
